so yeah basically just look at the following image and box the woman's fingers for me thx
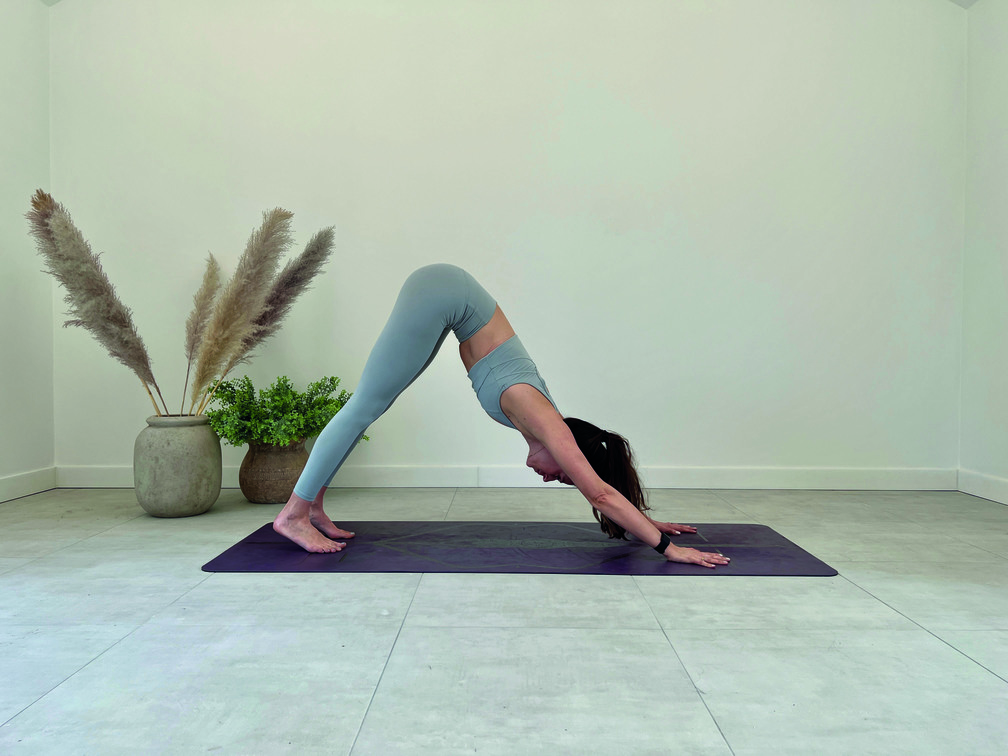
[668,546,730,568]
[694,549,730,568]
[663,522,698,535]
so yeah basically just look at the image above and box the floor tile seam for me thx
[630,574,737,756]
[704,490,755,521]
[838,574,1008,686]
[662,626,978,641]
[947,539,1008,562]
[28,512,149,560]
[0,554,46,577]
[2,523,136,563]
[0,616,151,729]
[397,621,667,632]
[705,491,970,519]
[121,573,218,631]
[140,619,409,630]
[348,573,424,756]
[442,487,459,521]
[831,555,1002,564]
[0,621,150,632]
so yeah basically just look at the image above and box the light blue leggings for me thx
[292,263,496,500]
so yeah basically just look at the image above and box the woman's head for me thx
[563,417,650,539]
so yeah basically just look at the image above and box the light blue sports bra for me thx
[467,336,558,429]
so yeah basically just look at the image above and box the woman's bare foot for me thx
[309,501,356,541]
[273,511,345,554]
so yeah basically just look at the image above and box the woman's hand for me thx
[652,519,697,536]
[666,544,731,569]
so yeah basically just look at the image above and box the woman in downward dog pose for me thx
[274,263,730,569]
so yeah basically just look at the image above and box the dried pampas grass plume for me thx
[233,226,335,365]
[26,191,335,416]
[26,190,167,416]
[196,226,337,413]
[188,208,294,413]
[181,253,222,414]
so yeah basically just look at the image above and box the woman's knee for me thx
[341,392,389,428]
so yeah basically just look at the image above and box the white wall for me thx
[0,0,55,502]
[961,0,1008,504]
[45,0,967,490]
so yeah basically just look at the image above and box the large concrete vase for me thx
[133,415,222,517]
[239,440,309,504]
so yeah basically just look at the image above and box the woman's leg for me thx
[294,288,453,499]
[274,266,459,551]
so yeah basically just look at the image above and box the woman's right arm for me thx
[512,397,730,568]
[593,489,731,569]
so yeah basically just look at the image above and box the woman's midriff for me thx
[459,305,516,373]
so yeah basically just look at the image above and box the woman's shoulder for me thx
[500,383,563,437]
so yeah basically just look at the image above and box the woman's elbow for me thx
[588,486,619,512]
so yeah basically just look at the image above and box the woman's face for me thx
[526,448,573,485]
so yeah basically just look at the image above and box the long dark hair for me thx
[563,417,650,539]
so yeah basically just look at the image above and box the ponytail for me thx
[563,417,650,539]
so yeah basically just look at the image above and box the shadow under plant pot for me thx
[134,415,222,517]
[239,440,309,504]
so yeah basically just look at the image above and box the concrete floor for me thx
[0,486,1006,754]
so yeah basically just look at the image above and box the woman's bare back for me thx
[458,305,517,372]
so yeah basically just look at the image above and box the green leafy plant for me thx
[205,375,368,447]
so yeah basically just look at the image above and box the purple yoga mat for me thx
[202,521,837,576]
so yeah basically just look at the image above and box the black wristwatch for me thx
[654,532,671,556]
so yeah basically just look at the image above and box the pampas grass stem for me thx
[151,380,169,416]
[142,380,163,416]
[180,367,194,416]
[195,375,224,416]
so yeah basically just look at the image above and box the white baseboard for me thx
[0,467,58,503]
[641,466,959,491]
[56,466,135,488]
[48,464,962,491]
[324,466,481,487]
[957,468,1008,505]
